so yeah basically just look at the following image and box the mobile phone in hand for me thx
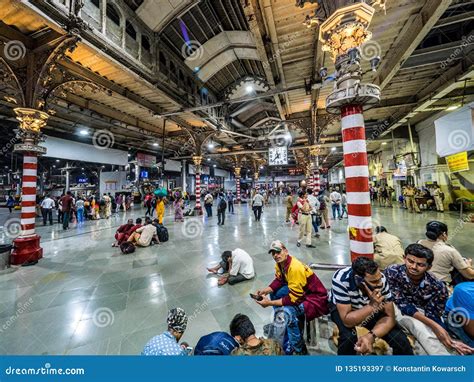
[249,293,263,301]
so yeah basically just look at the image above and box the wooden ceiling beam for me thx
[374,0,452,90]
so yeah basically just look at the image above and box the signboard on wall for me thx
[393,160,407,180]
[435,102,474,157]
[137,153,156,168]
[446,151,469,173]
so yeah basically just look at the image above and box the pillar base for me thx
[11,235,43,266]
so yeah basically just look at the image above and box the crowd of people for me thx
[142,223,473,356]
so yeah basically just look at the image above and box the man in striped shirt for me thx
[329,257,413,355]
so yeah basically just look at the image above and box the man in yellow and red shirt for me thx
[254,240,328,354]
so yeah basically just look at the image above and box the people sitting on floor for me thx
[230,314,283,355]
[384,243,473,355]
[373,226,404,270]
[253,240,328,355]
[418,221,474,285]
[329,257,413,355]
[127,217,159,247]
[112,219,134,247]
[194,331,239,355]
[207,248,255,286]
[142,308,188,356]
[444,282,474,348]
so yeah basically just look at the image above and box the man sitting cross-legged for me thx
[127,217,159,247]
[207,248,255,286]
[329,256,413,355]
[385,243,473,355]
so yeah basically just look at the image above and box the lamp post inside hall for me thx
[319,3,381,261]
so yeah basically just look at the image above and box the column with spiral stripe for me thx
[341,105,373,261]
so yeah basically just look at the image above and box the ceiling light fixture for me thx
[245,84,254,94]
[208,142,215,149]
[153,142,159,147]
[331,147,336,151]
[381,142,387,145]
[79,129,88,136]
[446,105,460,111]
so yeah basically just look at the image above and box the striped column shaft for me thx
[236,176,241,202]
[314,171,320,194]
[341,105,373,261]
[20,154,38,237]
[195,172,201,209]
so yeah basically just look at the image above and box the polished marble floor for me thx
[0,200,472,355]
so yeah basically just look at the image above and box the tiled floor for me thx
[0,200,472,355]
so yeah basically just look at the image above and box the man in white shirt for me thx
[306,189,320,238]
[329,188,342,220]
[204,192,214,217]
[40,194,55,225]
[207,248,255,286]
[127,217,159,247]
[252,192,265,221]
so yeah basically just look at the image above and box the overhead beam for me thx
[240,0,286,119]
[374,0,452,90]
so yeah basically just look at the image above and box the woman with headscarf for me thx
[418,221,474,284]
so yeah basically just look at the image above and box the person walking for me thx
[174,197,184,222]
[340,191,348,218]
[330,188,342,220]
[75,196,85,224]
[285,191,293,223]
[115,194,122,213]
[156,196,166,225]
[227,191,234,214]
[318,192,330,229]
[104,193,112,218]
[217,193,227,226]
[404,185,421,213]
[145,193,153,216]
[296,191,315,248]
[60,191,74,230]
[204,192,213,218]
[306,189,320,238]
[433,185,444,212]
[251,191,264,222]
[40,194,55,225]
[6,195,14,213]
[57,195,63,224]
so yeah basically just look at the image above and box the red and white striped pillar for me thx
[313,170,320,194]
[193,156,203,214]
[341,104,373,261]
[235,167,241,203]
[10,108,48,265]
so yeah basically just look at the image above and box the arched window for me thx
[141,35,150,51]
[106,4,121,26]
[125,21,137,40]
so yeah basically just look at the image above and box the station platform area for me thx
[0,201,471,355]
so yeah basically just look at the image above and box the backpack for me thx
[155,224,169,242]
[194,332,239,355]
[218,198,227,211]
[120,242,135,254]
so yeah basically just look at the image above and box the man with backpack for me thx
[194,332,239,355]
[127,217,159,247]
[217,193,227,225]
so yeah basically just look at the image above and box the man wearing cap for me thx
[142,308,189,356]
[253,240,328,354]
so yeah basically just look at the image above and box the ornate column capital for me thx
[192,155,203,167]
[234,167,241,177]
[13,108,48,155]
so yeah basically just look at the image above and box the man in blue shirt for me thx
[142,308,188,356]
[385,244,473,355]
[444,282,474,348]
